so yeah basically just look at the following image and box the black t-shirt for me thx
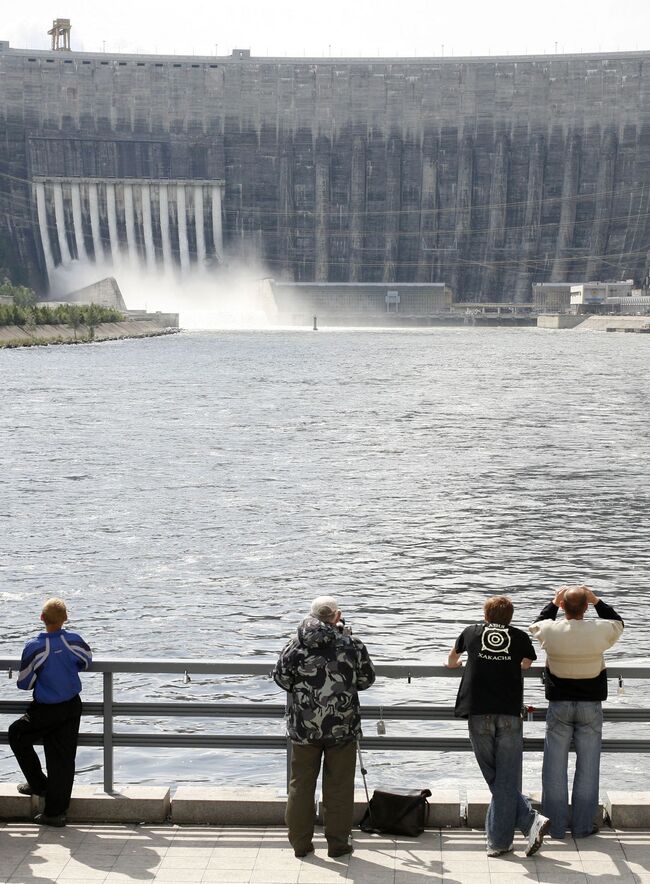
[454,622,536,718]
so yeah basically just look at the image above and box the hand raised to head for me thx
[579,586,600,605]
[553,587,568,608]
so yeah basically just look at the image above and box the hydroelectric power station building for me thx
[1,39,650,300]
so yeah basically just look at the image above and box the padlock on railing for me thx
[617,675,625,697]
[527,705,534,722]
[376,705,386,736]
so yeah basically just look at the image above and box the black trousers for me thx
[8,694,82,817]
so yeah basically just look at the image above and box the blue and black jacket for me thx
[17,629,92,704]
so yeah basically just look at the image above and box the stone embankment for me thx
[538,314,650,332]
[575,315,650,333]
[0,320,179,348]
[0,785,649,828]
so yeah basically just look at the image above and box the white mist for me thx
[48,259,281,330]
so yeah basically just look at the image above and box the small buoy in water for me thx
[313,315,318,331]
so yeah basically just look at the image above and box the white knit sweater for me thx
[529,617,623,679]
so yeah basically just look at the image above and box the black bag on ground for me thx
[359,788,432,837]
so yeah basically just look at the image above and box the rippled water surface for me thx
[0,328,648,790]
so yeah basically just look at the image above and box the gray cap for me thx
[309,595,339,622]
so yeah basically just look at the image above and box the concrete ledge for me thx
[66,786,170,823]
[0,784,32,820]
[537,314,586,329]
[171,787,285,825]
[466,790,492,828]
[429,790,462,828]
[606,792,650,829]
[1,785,643,829]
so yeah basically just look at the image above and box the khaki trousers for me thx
[285,739,356,852]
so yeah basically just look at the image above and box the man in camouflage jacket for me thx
[273,596,375,858]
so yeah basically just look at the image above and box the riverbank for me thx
[0,320,180,348]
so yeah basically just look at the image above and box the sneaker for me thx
[17,782,46,797]
[33,812,66,828]
[526,812,551,856]
[294,844,314,858]
[487,844,513,857]
[327,844,354,858]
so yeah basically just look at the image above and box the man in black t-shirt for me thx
[447,596,550,858]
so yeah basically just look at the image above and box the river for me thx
[0,327,648,791]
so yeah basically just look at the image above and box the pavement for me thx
[0,823,648,883]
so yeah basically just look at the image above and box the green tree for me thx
[0,277,38,307]
[85,302,104,339]
[67,304,84,340]
[0,296,123,330]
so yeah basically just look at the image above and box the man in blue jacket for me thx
[9,598,92,827]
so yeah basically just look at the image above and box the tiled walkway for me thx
[0,823,648,883]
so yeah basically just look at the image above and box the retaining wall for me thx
[0,320,179,347]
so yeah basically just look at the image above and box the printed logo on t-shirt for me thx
[480,624,511,658]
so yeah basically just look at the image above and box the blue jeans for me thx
[468,714,536,851]
[542,701,603,839]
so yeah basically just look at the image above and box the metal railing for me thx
[0,658,648,793]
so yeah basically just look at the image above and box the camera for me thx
[337,618,353,636]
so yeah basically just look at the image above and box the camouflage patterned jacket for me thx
[273,617,376,745]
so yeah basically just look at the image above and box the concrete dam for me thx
[1,41,650,300]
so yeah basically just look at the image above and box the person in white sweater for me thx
[530,586,623,840]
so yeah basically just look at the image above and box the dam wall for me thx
[2,43,650,298]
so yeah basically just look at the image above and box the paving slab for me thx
[0,823,645,881]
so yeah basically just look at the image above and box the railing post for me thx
[103,671,114,793]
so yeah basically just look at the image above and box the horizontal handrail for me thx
[0,732,647,753]
[1,700,650,722]
[0,657,647,678]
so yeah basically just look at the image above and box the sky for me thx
[4,0,650,59]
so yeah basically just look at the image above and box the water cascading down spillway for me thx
[106,183,120,262]
[52,182,71,266]
[70,183,87,262]
[35,182,55,282]
[88,183,104,263]
[158,185,173,272]
[33,178,226,283]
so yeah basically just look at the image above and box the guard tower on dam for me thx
[1,34,650,299]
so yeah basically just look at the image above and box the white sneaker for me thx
[487,844,513,858]
[526,813,551,856]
